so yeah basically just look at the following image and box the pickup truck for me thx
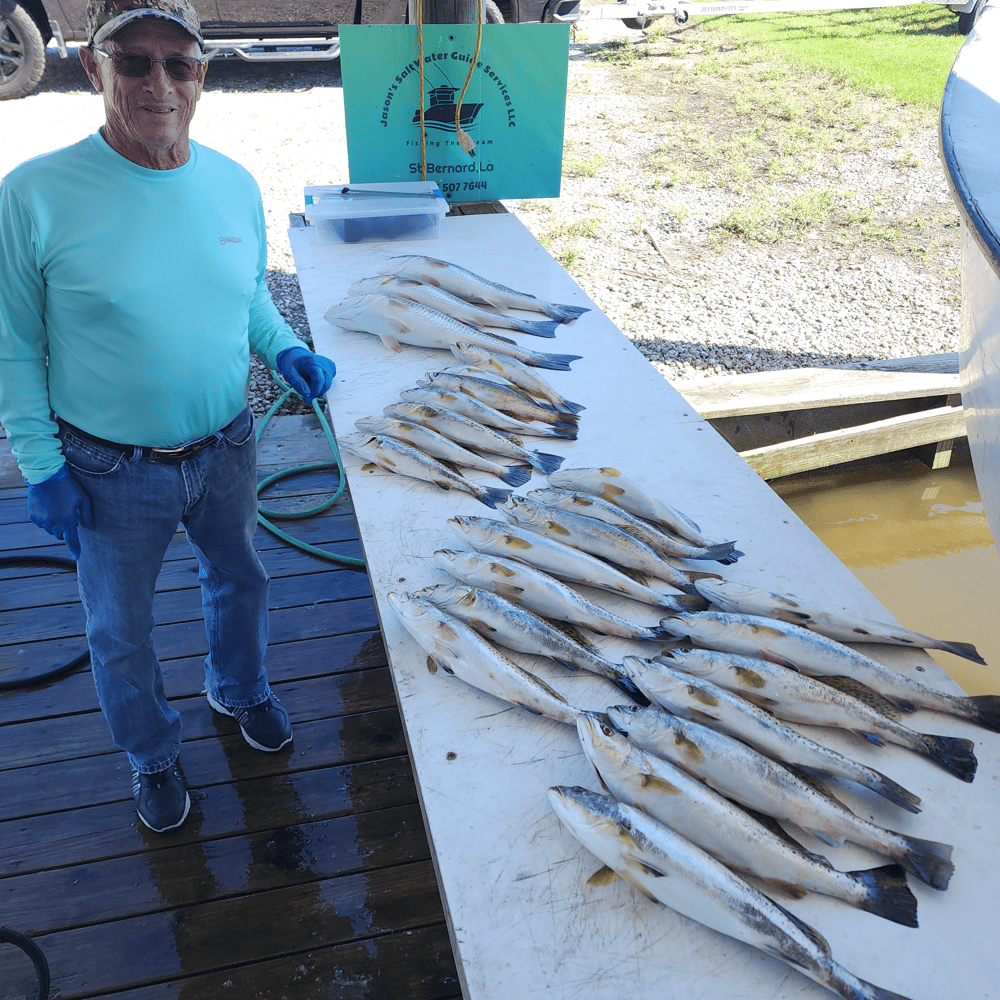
[0,0,580,99]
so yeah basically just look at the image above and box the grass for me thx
[680,6,967,107]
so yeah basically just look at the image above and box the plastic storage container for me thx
[303,181,448,244]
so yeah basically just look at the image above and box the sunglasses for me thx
[92,47,205,82]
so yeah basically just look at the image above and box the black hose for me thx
[0,926,50,1000]
[0,556,90,691]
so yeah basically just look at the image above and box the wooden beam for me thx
[740,404,968,480]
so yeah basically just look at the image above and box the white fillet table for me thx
[291,213,998,1000]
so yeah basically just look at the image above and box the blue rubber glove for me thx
[276,346,336,404]
[26,464,94,560]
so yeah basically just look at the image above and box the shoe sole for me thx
[206,692,292,752]
[138,790,191,833]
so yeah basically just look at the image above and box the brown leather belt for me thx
[60,420,227,465]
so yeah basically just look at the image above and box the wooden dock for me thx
[0,418,460,999]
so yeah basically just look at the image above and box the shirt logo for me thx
[218,236,243,245]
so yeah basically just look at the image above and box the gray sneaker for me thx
[132,763,190,832]
[206,692,292,751]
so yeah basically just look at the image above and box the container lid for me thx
[304,181,447,220]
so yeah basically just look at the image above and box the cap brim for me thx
[92,9,204,47]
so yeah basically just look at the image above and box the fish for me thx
[347,275,563,338]
[414,584,640,699]
[386,592,580,724]
[692,577,986,665]
[548,786,916,1000]
[576,713,918,926]
[323,293,582,370]
[433,549,688,641]
[418,371,579,427]
[377,255,591,322]
[659,610,1000,734]
[528,488,739,563]
[607,704,955,891]
[450,344,586,414]
[547,467,718,548]
[622,656,922,812]
[383,402,565,475]
[659,646,978,782]
[448,514,707,609]
[354,416,531,488]
[338,432,510,509]
[398,387,578,440]
[499,494,721,591]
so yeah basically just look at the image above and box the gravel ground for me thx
[0,27,961,414]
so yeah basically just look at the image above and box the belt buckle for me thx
[149,438,212,464]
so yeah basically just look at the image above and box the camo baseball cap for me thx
[88,0,204,47]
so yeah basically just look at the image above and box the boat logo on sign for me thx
[412,83,484,133]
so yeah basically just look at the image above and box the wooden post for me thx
[409,0,478,22]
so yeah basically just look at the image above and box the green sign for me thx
[340,24,569,202]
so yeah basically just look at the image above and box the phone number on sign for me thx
[440,180,489,195]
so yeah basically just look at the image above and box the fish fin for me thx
[741,807,833,867]
[552,304,590,322]
[499,465,533,488]
[550,423,579,439]
[639,773,682,796]
[531,352,583,370]
[426,656,438,674]
[854,983,915,1000]
[361,463,379,473]
[716,546,744,565]
[805,828,847,848]
[853,729,887,747]
[822,676,905,718]
[467,617,498,635]
[867,772,923,814]
[784,763,852,811]
[760,650,802,671]
[552,658,582,673]
[587,865,618,887]
[478,487,513,510]
[377,333,405,353]
[528,451,565,474]
[554,398,586,415]
[899,834,954,891]
[544,618,597,651]
[769,901,831,957]
[492,583,526,602]
[919,733,977,782]
[431,480,456,492]
[614,676,650,705]
[514,318,559,338]
[758,878,808,900]
[850,864,919,928]
[660,594,711,613]
[965,694,1000,733]
[935,640,986,665]
[517,702,545,716]
[525,670,570,704]
[695,541,739,562]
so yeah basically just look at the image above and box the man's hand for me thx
[26,465,94,560]
[276,346,337,404]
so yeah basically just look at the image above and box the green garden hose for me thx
[254,383,366,569]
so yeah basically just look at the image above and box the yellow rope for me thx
[455,0,484,157]
[416,0,428,181]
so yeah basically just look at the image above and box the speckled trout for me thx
[693,577,986,664]
[546,466,716,547]
[448,515,705,610]
[623,656,921,812]
[347,275,562,337]
[548,786,915,1000]
[355,416,530,488]
[607,705,954,890]
[576,713,918,926]
[378,255,591,322]
[659,610,1000,733]
[659,646,978,782]
[387,592,580,724]
[433,549,684,641]
[338,432,510,509]
[418,372,578,426]
[450,344,585,414]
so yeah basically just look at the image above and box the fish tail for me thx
[527,352,583,370]
[718,547,745,565]
[932,639,986,664]
[688,570,724,583]
[898,834,954,890]
[853,980,919,1000]
[527,451,565,474]
[516,318,561,338]
[558,398,586,415]
[550,423,579,439]
[697,541,740,562]
[657,594,710,612]
[850,864,918,928]
[550,304,590,322]
[613,674,652,705]
[865,771,923,814]
[918,733,978,782]
[478,487,514,510]
[499,465,533,488]
[962,694,1000,733]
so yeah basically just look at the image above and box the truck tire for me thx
[484,0,505,21]
[957,0,984,32]
[0,4,46,100]
[621,16,652,27]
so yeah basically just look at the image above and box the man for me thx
[0,0,337,833]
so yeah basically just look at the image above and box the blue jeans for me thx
[58,406,270,774]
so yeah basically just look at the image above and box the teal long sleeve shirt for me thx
[0,132,303,483]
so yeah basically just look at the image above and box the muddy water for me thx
[771,452,1000,696]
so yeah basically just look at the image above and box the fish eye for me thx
[600,723,614,736]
